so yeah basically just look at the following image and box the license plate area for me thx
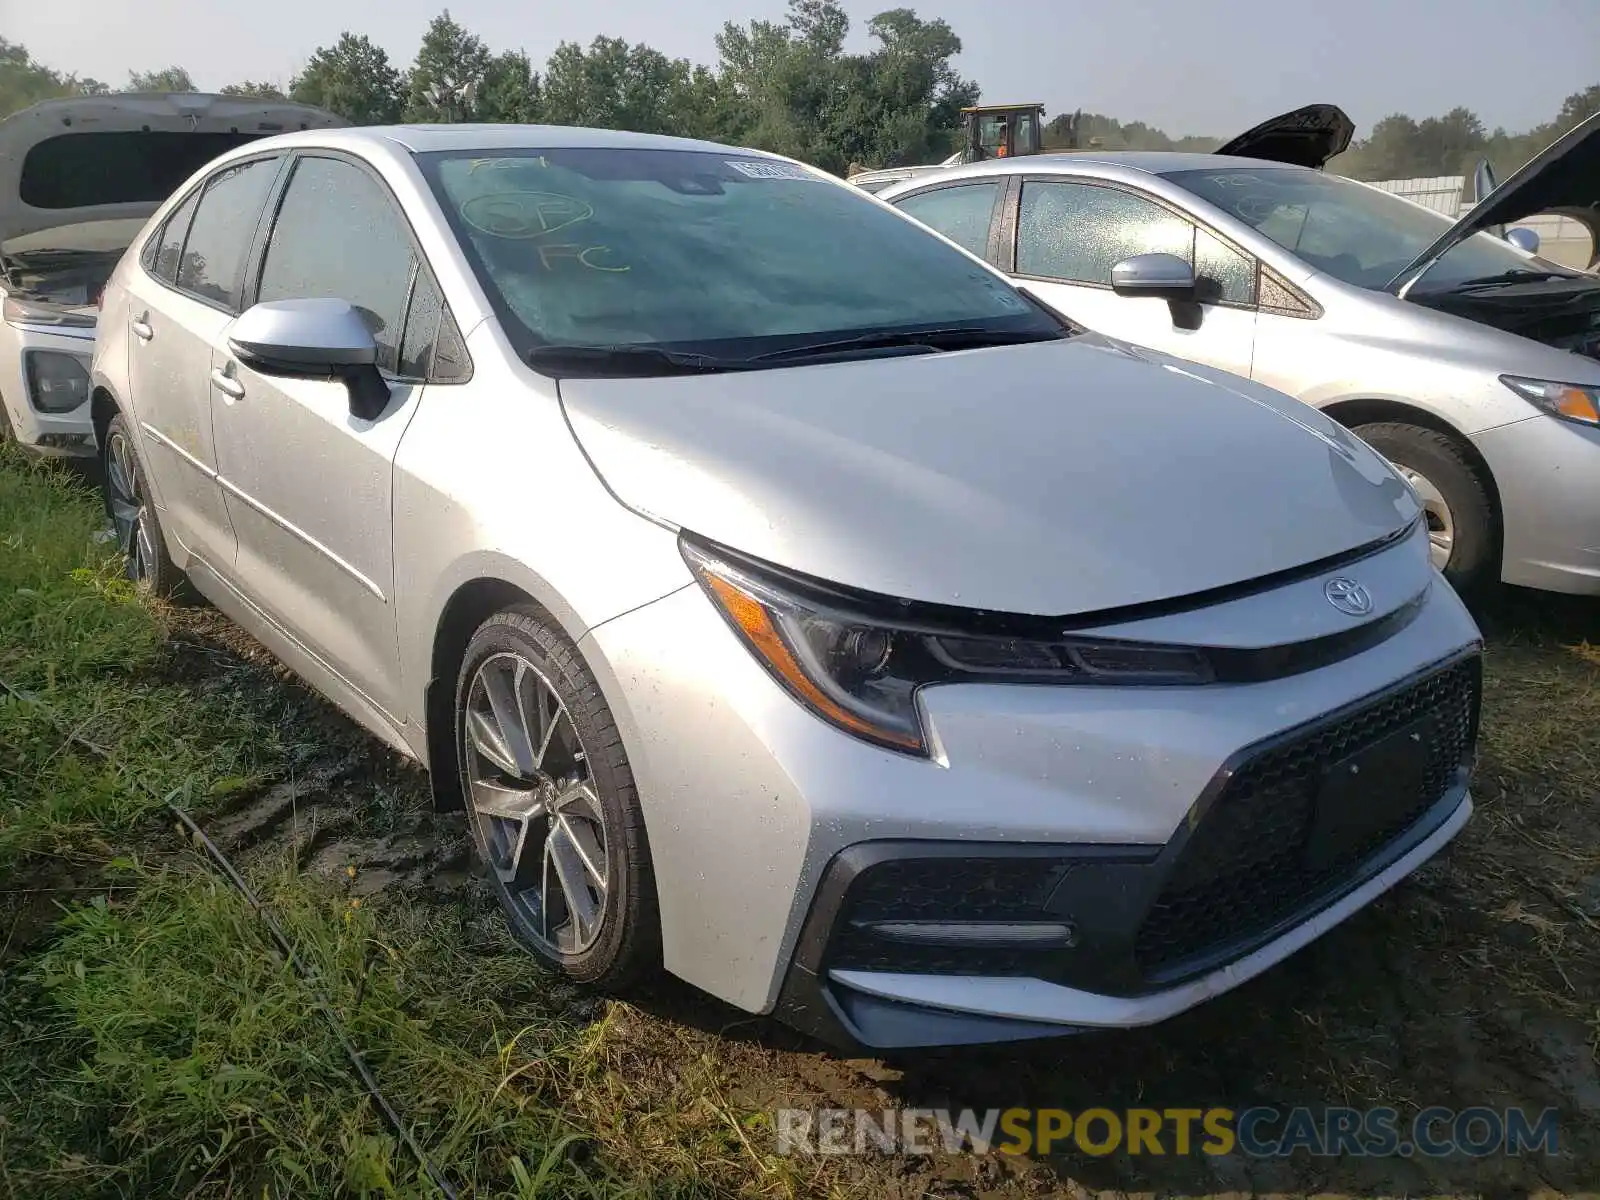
[1307,717,1433,870]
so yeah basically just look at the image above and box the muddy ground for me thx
[126,574,1600,1199]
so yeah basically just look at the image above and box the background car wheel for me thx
[1354,421,1496,593]
[100,413,188,599]
[455,605,660,989]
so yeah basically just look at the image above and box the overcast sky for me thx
[11,0,1599,138]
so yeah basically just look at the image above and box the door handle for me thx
[210,367,245,400]
[131,313,153,341]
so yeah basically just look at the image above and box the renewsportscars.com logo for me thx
[775,1106,1560,1159]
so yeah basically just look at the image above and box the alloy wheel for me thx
[463,650,610,957]
[105,430,156,587]
[1398,465,1455,570]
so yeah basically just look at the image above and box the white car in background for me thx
[0,92,346,456]
[878,106,1600,597]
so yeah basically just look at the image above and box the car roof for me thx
[873,151,1324,199]
[233,123,775,159]
[988,150,1319,176]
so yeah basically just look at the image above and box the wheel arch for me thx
[424,575,546,812]
[90,385,121,450]
[1321,396,1504,545]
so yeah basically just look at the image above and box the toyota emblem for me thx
[1323,577,1373,617]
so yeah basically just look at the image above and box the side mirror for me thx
[1110,253,1196,301]
[1505,226,1540,255]
[228,298,391,421]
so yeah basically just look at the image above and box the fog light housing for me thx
[24,351,91,414]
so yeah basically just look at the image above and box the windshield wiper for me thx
[749,326,1062,363]
[1445,269,1576,291]
[527,344,753,376]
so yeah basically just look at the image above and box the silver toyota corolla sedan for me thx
[90,124,1483,1052]
[879,105,1600,598]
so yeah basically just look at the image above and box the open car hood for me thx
[1391,110,1600,291]
[1215,104,1356,170]
[0,93,347,244]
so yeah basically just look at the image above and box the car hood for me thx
[1392,110,1600,291]
[1214,103,1356,170]
[0,93,347,244]
[559,336,1419,616]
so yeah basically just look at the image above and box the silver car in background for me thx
[880,106,1600,596]
[0,93,346,455]
[91,125,1481,1051]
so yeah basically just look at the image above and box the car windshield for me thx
[417,146,1058,359]
[1165,166,1563,292]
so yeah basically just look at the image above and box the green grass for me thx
[8,857,626,1198]
[0,446,721,1199]
[0,450,285,871]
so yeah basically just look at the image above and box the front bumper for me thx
[775,651,1477,1051]
[1473,412,1600,595]
[786,799,1470,1049]
[581,531,1482,1048]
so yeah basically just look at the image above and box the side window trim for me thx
[159,153,287,315]
[994,175,1021,272]
[393,257,428,383]
[237,154,301,314]
[1012,174,1261,310]
[245,148,473,385]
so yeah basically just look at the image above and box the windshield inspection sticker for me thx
[726,159,815,181]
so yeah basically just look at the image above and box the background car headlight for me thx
[24,351,92,414]
[682,538,1213,756]
[1501,375,1600,427]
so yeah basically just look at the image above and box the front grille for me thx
[1133,655,1479,979]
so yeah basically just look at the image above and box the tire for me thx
[100,412,189,599]
[454,605,660,989]
[1354,420,1496,593]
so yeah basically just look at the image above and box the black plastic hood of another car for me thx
[1215,104,1356,170]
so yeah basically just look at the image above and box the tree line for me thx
[2,10,1596,182]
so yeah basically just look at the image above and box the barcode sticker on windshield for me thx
[726,159,814,181]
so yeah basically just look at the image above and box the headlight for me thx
[3,296,96,329]
[681,538,1214,757]
[1501,375,1600,427]
[24,351,91,414]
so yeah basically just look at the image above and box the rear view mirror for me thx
[1505,227,1540,255]
[1111,253,1196,301]
[228,298,390,420]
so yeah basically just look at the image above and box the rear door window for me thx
[893,182,1002,259]
[175,157,280,310]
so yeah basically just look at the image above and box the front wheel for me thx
[1355,421,1496,593]
[454,606,660,989]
